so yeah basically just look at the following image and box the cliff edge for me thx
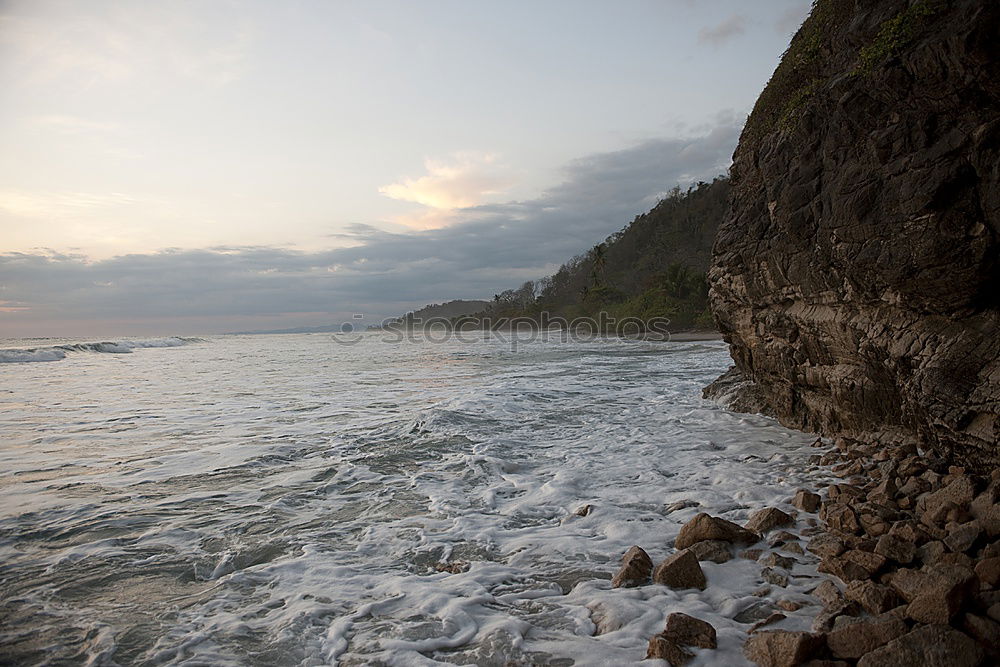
[706,0,1000,463]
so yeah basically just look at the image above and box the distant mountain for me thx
[224,324,347,335]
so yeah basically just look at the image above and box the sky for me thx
[0,0,811,337]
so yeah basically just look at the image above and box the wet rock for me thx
[741,548,764,561]
[761,567,789,588]
[742,630,825,667]
[874,533,915,564]
[663,612,716,649]
[674,513,758,549]
[793,490,821,513]
[735,600,778,624]
[652,549,706,591]
[811,600,860,633]
[819,550,886,582]
[961,612,1000,658]
[434,561,469,574]
[574,504,593,517]
[810,580,842,606]
[688,540,732,564]
[887,520,929,545]
[975,556,1000,587]
[664,499,699,515]
[903,564,977,624]
[825,505,860,535]
[807,534,846,559]
[944,520,981,553]
[760,552,796,570]
[645,635,693,665]
[746,507,794,535]
[769,531,798,547]
[748,612,787,634]
[918,540,948,564]
[845,580,901,615]
[919,476,977,521]
[826,613,907,659]
[783,543,804,555]
[776,599,803,612]
[611,545,653,588]
[857,624,984,667]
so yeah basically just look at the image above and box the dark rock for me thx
[646,635,693,665]
[825,613,907,660]
[844,580,901,615]
[793,489,821,513]
[857,624,984,667]
[742,630,825,667]
[761,567,789,588]
[917,540,948,565]
[652,549,706,591]
[961,612,1000,658]
[760,552,796,570]
[662,612,716,649]
[903,564,977,624]
[811,600,860,633]
[819,550,886,582]
[704,0,1000,465]
[807,534,846,559]
[688,540,732,564]
[944,519,981,553]
[674,513,758,549]
[874,533,916,564]
[810,580,842,606]
[573,504,593,517]
[611,545,653,588]
[975,556,1000,587]
[746,507,795,534]
[748,612,786,634]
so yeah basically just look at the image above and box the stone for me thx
[819,550,885,582]
[674,513,758,549]
[806,534,846,559]
[574,504,593,517]
[845,580,901,615]
[975,556,1000,587]
[760,552,796,570]
[646,635,693,665]
[826,613,907,659]
[944,520,981,553]
[434,561,469,574]
[652,549,706,591]
[857,624,984,667]
[746,507,794,534]
[920,476,977,522]
[904,564,977,624]
[887,520,929,545]
[961,613,1000,658]
[741,549,763,561]
[742,630,825,667]
[776,599,803,612]
[687,540,732,564]
[783,542,804,555]
[748,612,786,634]
[792,489,821,513]
[811,600,860,633]
[611,545,653,588]
[825,505,860,535]
[662,612,716,649]
[664,499,700,514]
[761,567,789,588]
[918,540,948,564]
[874,533,915,564]
[810,580,842,606]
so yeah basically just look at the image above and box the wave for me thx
[0,337,204,364]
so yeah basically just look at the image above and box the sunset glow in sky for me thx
[0,0,810,336]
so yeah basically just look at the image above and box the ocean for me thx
[0,332,824,665]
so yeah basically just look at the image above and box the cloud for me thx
[0,119,741,336]
[698,15,746,45]
[379,152,511,213]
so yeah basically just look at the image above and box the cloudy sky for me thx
[0,0,810,337]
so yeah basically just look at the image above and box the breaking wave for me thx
[0,337,204,363]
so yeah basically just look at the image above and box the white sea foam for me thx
[0,336,201,363]
[0,333,832,665]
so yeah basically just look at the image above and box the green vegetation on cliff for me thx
[474,177,730,330]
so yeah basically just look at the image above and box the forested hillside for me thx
[478,176,730,329]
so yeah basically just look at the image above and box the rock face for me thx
[705,0,1000,464]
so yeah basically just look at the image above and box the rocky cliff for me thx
[706,0,1000,463]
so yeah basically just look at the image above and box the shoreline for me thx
[612,435,999,665]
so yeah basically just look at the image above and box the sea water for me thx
[0,332,827,665]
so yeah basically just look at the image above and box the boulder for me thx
[742,630,825,667]
[903,564,977,624]
[611,545,653,588]
[792,489,821,513]
[662,612,716,649]
[811,600,860,633]
[857,624,984,667]
[806,534,846,559]
[810,580,842,606]
[652,549,707,590]
[825,613,907,659]
[944,520,981,553]
[873,533,915,564]
[975,556,1000,587]
[688,539,732,564]
[674,513,758,549]
[646,635,693,665]
[845,580,901,615]
[746,507,795,534]
[961,612,1000,658]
